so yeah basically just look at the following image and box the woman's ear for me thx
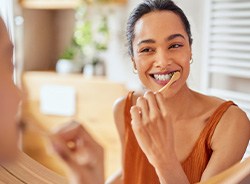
[131,57,137,70]
[131,57,138,74]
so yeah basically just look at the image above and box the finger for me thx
[77,124,98,146]
[144,91,160,114]
[130,106,152,150]
[52,121,92,151]
[53,120,95,145]
[155,92,168,116]
[130,106,142,128]
[50,135,79,170]
[52,120,82,142]
[136,96,149,121]
[51,134,92,167]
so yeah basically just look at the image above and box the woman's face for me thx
[0,18,21,162]
[132,11,192,97]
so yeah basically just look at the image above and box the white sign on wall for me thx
[40,85,76,116]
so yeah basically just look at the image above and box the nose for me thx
[153,49,172,69]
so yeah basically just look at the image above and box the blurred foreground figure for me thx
[0,16,104,184]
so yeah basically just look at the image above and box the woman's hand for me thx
[50,121,104,184]
[130,91,176,168]
[130,91,190,184]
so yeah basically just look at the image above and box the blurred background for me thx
[1,0,250,180]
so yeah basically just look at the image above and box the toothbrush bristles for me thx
[158,71,180,93]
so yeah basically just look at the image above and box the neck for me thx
[162,84,198,121]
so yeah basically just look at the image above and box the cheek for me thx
[134,57,152,73]
[176,50,191,70]
[134,58,153,87]
[134,58,153,88]
[180,57,191,82]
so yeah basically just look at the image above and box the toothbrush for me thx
[158,71,180,93]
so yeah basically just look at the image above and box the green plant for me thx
[94,16,109,51]
[60,46,76,60]
[74,20,92,50]
[60,4,109,63]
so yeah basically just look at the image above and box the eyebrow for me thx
[166,33,185,41]
[137,33,186,46]
[137,39,155,46]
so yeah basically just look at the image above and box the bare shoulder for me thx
[219,104,250,137]
[212,101,250,152]
[193,92,250,179]
[222,103,249,122]
[112,91,142,138]
[194,92,250,148]
[206,103,250,178]
[193,91,246,117]
[113,96,127,139]
[201,92,250,137]
[113,91,142,116]
[113,96,127,120]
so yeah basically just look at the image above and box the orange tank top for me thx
[123,91,236,184]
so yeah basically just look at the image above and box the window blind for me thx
[202,0,250,118]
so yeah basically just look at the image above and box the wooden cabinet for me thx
[19,0,127,9]
[18,0,79,72]
[19,0,82,9]
[21,71,128,177]
[20,8,75,71]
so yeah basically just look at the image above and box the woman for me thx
[108,0,250,183]
[0,17,104,184]
[0,14,21,164]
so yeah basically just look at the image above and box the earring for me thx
[190,58,193,64]
[133,68,138,74]
[131,59,138,74]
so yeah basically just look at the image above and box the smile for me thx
[149,71,179,86]
[150,71,175,81]
[153,72,174,81]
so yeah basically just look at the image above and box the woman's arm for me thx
[105,97,126,184]
[200,106,250,181]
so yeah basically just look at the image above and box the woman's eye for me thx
[169,44,183,49]
[140,48,154,53]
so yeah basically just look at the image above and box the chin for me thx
[161,92,175,99]
[161,87,180,98]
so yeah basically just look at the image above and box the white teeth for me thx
[153,73,172,81]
